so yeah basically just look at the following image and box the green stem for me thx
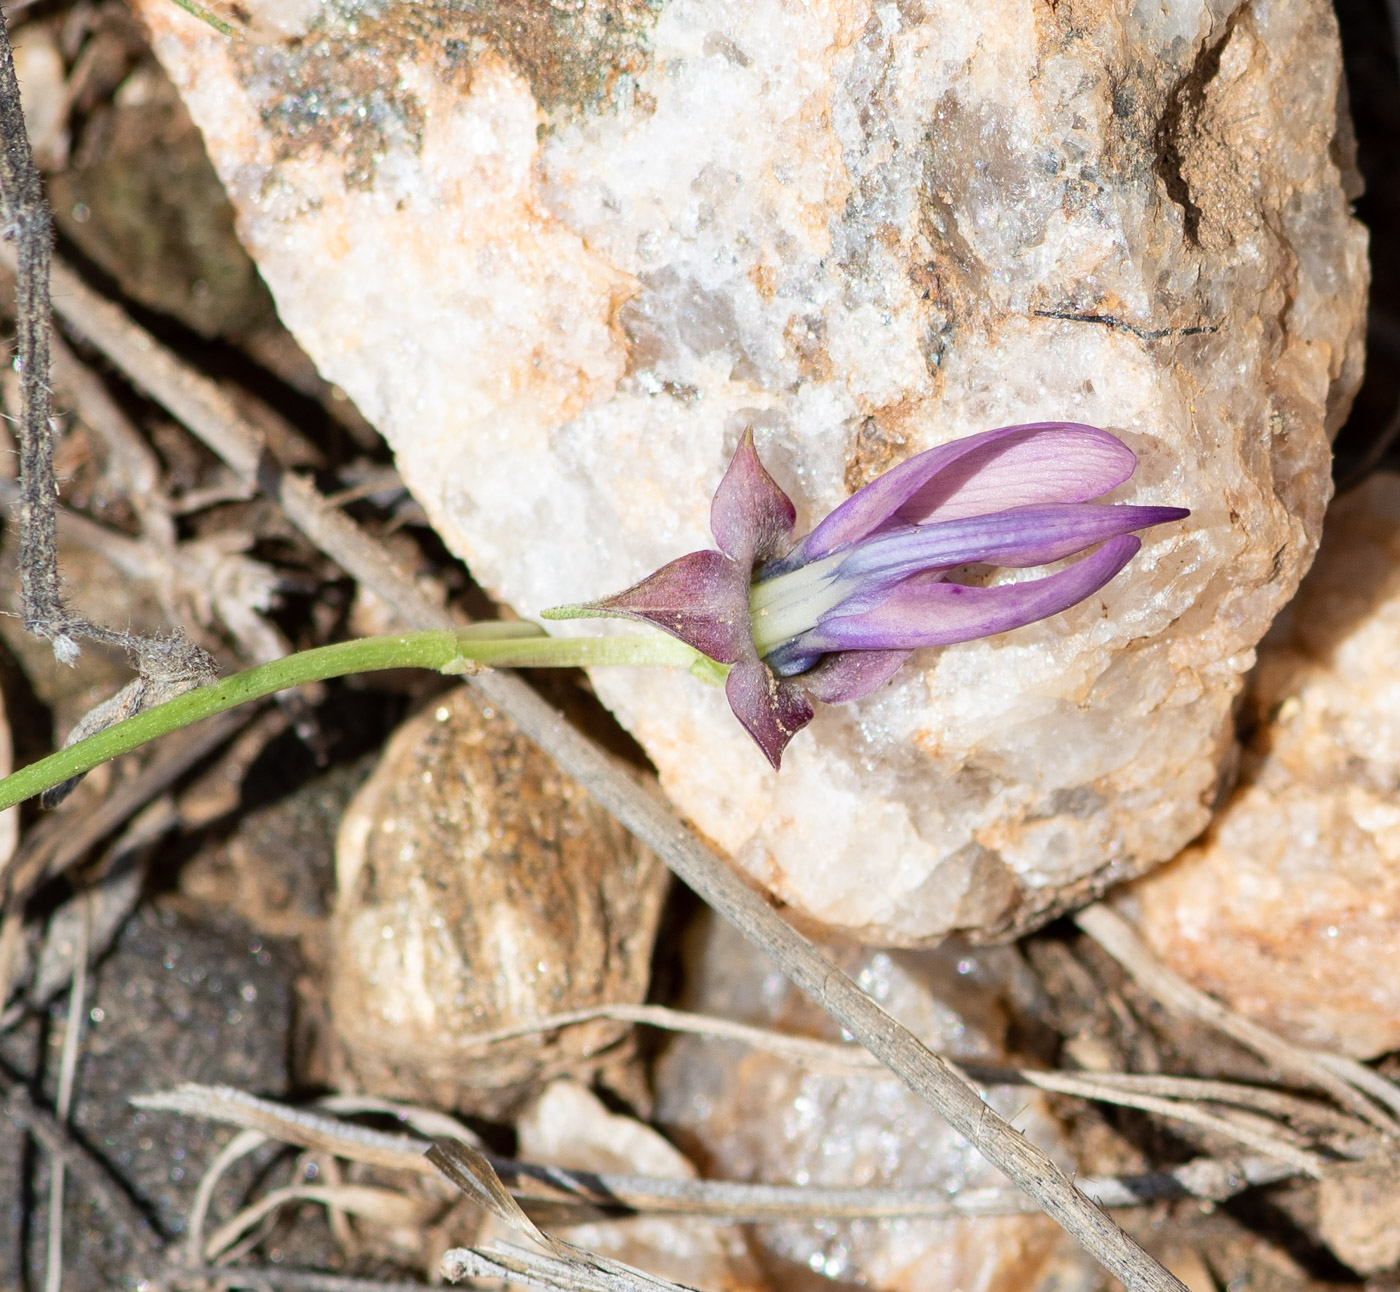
[165,0,242,37]
[0,628,710,814]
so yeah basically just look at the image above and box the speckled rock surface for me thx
[654,912,1069,1291]
[138,0,1366,942]
[330,687,669,1116]
[1129,475,1400,1060]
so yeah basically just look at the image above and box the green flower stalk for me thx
[0,626,714,813]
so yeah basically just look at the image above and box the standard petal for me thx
[799,649,911,703]
[710,429,798,565]
[890,423,1139,526]
[724,658,815,769]
[798,423,1137,562]
[799,534,1143,653]
[586,549,753,663]
[830,503,1188,607]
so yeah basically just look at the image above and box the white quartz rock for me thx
[136,0,1366,942]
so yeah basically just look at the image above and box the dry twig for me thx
[0,12,217,805]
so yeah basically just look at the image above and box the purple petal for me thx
[800,650,911,703]
[892,424,1138,526]
[831,504,1188,607]
[799,534,1143,653]
[800,423,1137,561]
[724,658,814,769]
[587,549,752,663]
[710,429,798,565]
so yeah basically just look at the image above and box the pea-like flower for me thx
[553,423,1189,768]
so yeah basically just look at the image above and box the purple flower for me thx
[562,423,1189,768]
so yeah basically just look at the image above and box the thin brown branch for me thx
[0,19,198,681]
[0,8,65,654]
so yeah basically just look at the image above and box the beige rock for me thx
[1130,475,1400,1059]
[331,687,669,1116]
[1317,1155,1400,1276]
[498,1080,765,1292]
[137,0,1366,942]
[654,912,1067,1291]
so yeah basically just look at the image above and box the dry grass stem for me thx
[316,1094,483,1148]
[139,1082,1320,1224]
[1314,1052,1400,1120]
[456,1002,882,1070]
[46,326,168,529]
[186,1127,268,1268]
[176,1272,429,1292]
[427,1139,556,1252]
[1076,903,1400,1136]
[443,1239,701,1292]
[0,905,22,1017]
[456,1001,1376,1151]
[136,1086,438,1174]
[44,891,89,1292]
[204,1185,438,1264]
[1010,1081,1326,1175]
[29,249,451,634]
